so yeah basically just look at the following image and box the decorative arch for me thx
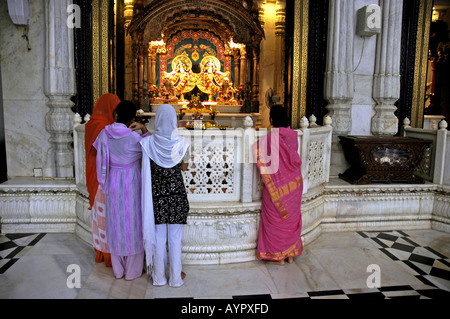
[127,0,264,112]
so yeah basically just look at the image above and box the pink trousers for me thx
[111,253,144,280]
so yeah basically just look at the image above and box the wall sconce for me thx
[7,0,30,26]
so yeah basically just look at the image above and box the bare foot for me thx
[287,257,294,264]
[265,260,285,265]
[181,272,186,280]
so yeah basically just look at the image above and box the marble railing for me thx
[73,114,333,204]
[402,118,450,186]
[72,113,333,263]
[402,118,450,232]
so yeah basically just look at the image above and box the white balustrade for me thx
[73,114,333,204]
[403,118,450,186]
[70,114,332,263]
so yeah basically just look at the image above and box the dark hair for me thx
[270,104,289,128]
[115,100,137,126]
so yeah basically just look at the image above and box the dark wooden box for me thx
[338,135,432,184]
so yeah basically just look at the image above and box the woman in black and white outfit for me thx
[140,104,190,288]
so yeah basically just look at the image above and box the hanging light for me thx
[7,0,30,26]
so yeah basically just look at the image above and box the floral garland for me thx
[202,72,221,93]
[173,73,189,94]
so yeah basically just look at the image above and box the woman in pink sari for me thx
[253,105,303,265]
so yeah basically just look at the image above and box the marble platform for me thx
[1,176,449,266]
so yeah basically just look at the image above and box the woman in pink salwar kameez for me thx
[253,105,303,265]
[94,101,150,280]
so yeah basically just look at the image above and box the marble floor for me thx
[0,229,449,301]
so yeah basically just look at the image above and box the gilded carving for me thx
[291,0,309,129]
[92,0,111,105]
[411,0,433,128]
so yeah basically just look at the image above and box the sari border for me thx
[257,238,304,261]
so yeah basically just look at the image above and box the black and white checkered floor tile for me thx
[231,230,450,300]
[229,286,449,299]
[0,233,46,274]
[358,230,450,291]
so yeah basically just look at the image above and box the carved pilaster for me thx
[324,0,354,136]
[323,0,354,177]
[240,46,247,88]
[274,4,286,101]
[371,0,404,136]
[43,0,76,178]
[251,35,262,113]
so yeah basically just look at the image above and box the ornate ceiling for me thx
[127,0,265,46]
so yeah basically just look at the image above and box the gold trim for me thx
[92,0,111,104]
[92,0,99,104]
[291,0,309,129]
[257,238,303,261]
[411,0,433,128]
[101,0,110,95]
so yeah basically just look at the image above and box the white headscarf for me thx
[140,104,190,168]
[140,104,190,275]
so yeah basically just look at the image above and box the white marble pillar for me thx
[43,0,76,178]
[324,0,354,176]
[371,0,403,136]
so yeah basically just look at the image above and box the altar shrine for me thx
[136,53,260,129]
[126,2,264,128]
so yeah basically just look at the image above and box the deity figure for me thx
[197,56,229,101]
[217,77,237,105]
[164,55,197,100]
[154,75,178,103]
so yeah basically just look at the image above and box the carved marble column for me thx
[371,0,403,135]
[43,0,76,178]
[324,0,354,135]
[324,0,354,176]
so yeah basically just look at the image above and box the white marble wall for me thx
[351,1,378,136]
[327,0,404,176]
[351,0,404,137]
[0,0,51,178]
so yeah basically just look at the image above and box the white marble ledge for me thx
[324,177,439,194]
[439,185,450,193]
[0,177,77,193]
[188,202,261,214]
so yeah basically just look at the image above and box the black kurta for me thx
[150,159,189,224]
